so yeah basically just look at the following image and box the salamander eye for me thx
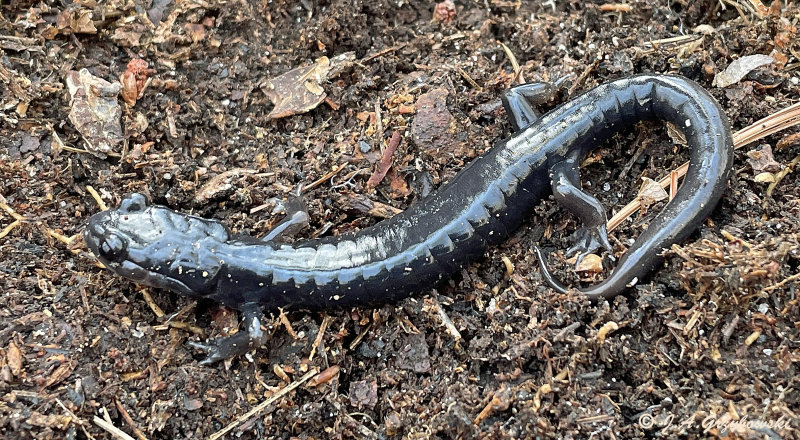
[99,233,127,261]
[119,193,147,214]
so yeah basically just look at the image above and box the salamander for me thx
[84,74,734,363]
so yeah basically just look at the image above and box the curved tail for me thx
[535,75,734,300]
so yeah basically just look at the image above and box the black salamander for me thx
[84,74,734,363]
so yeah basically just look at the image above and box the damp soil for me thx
[1,0,800,439]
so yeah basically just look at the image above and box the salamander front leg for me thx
[502,79,565,131]
[188,303,268,365]
[549,158,612,266]
[261,193,310,242]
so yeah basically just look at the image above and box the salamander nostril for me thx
[119,193,147,214]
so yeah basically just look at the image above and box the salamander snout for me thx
[85,216,129,263]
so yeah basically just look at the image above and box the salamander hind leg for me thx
[549,158,612,267]
[188,303,268,364]
[501,81,561,131]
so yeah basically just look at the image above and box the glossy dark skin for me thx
[85,75,734,363]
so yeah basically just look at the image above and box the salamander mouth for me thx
[85,209,200,297]
[85,212,146,279]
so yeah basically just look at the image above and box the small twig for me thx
[302,163,348,193]
[0,219,21,239]
[114,399,149,440]
[375,98,383,142]
[59,144,94,154]
[762,271,800,293]
[568,59,600,96]
[499,42,524,83]
[45,229,79,249]
[278,308,298,339]
[0,200,23,220]
[607,102,800,232]
[55,399,97,440]
[474,384,512,425]
[93,416,137,440]
[309,314,332,361]
[643,34,702,50]
[764,151,800,209]
[152,320,205,336]
[0,200,24,239]
[456,65,481,89]
[599,3,632,12]
[209,369,318,440]
[140,289,165,318]
[349,322,372,351]
[430,298,462,341]
[366,130,403,188]
[86,185,108,211]
[361,43,407,63]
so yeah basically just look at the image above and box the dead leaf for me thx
[637,176,669,208]
[120,71,138,106]
[576,254,604,273]
[66,69,123,156]
[148,0,172,25]
[261,52,356,119]
[747,144,782,174]
[25,413,72,430]
[43,360,76,388]
[111,23,147,47]
[387,168,411,198]
[7,340,23,377]
[713,54,775,88]
[754,172,776,183]
[776,133,800,151]
[194,168,258,204]
[263,57,331,119]
[56,7,97,34]
[184,23,206,43]
[349,380,379,409]
[343,194,402,218]
[183,396,204,411]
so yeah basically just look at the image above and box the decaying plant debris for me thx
[1,0,799,438]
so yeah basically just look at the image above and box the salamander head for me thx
[84,193,230,297]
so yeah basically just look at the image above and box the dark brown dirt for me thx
[2,1,800,439]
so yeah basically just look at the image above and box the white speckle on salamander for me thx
[259,282,264,287]
[202,271,209,278]
[178,266,183,274]
[405,267,412,272]
[333,295,340,301]
[685,119,691,127]
[626,277,638,288]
